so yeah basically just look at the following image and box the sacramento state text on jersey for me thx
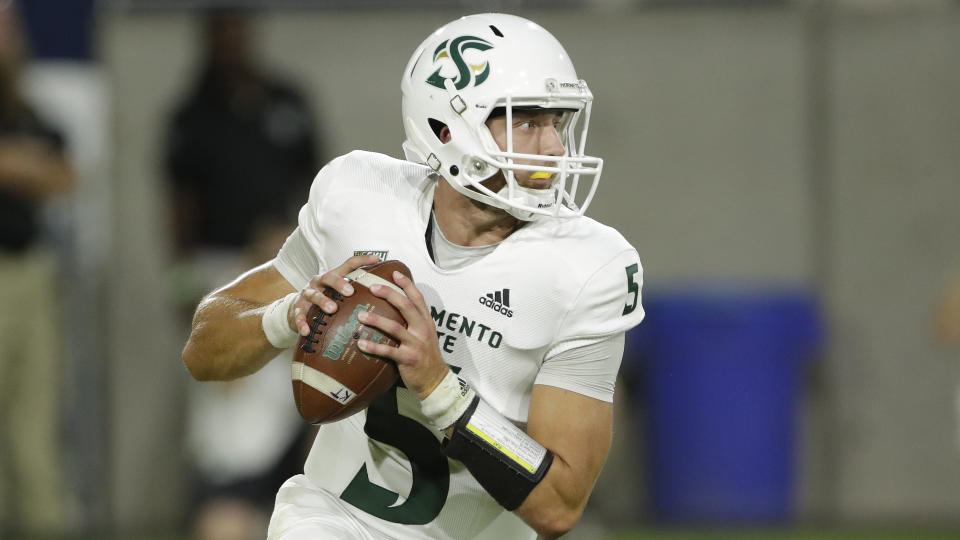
[431,304,503,353]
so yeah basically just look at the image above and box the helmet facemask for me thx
[470,96,602,220]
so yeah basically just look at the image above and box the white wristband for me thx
[420,369,477,431]
[262,292,300,349]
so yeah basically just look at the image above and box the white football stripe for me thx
[291,361,358,405]
[345,268,406,296]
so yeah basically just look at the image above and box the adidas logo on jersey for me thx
[479,288,513,318]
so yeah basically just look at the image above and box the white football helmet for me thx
[401,13,603,220]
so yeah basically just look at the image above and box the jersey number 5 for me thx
[339,384,449,524]
[622,263,639,316]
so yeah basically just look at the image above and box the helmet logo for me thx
[426,35,493,91]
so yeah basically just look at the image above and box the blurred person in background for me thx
[163,8,322,540]
[0,0,74,536]
[935,269,960,347]
[934,269,960,451]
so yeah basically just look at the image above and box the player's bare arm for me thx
[183,254,380,381]
[515,385,612,538]
[357,271,613,539]
[182,262,295,381]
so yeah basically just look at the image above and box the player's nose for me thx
[540,124,565,157]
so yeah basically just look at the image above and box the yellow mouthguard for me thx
[530,172,552,180]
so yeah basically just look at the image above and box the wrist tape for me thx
[443,396,554,511]
[420,369,477,430]
[261,292,299,348]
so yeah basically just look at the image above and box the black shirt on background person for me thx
[164,11,320,255]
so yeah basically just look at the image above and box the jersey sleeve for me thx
[534,333,624,402]
[273,227,319,290]
[272,156,349,289]
[553,248,644,348]
[534,248,644,400]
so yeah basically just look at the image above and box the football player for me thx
[183,13,645,540]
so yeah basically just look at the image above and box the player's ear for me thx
[428,118,452,144]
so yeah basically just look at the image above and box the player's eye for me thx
[553,112,571,130]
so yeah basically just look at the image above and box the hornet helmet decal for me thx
[426,35,494,90]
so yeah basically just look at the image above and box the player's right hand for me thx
[289,253,382,337]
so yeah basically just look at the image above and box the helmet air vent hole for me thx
[490,25,504,38]
[428,118,447,142]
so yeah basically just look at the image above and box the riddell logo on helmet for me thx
[426,36,494,91]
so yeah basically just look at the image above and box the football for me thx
[291,260,410,424]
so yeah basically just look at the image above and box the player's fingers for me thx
[368,283,424,330]
[357,337,422,367]
[357,338,399,363]
[292,297,311,336]
[292,289,336,336]
[310,254,380,298]
[300,287,339,312]
[357,310,407,343]
[390,271,430,318]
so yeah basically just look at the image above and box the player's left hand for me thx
[355,270,450,400]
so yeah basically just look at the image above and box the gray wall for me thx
[100,3,960,530]
[828,7,960,520]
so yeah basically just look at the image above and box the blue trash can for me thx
[626,288,821,524]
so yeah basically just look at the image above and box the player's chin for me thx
[516,176,554,190]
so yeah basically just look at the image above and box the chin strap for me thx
[494,183,557,221]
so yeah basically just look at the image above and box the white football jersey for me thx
[271,151,645,540]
